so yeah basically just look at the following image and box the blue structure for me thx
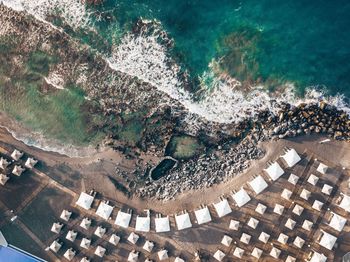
[0,231,46,262]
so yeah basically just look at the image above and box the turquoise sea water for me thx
[90,0,350,97]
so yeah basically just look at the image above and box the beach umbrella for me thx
[248,175,268,194]
[309,251,327,262]
[76,192,94,210]
[80,217,92,230]
[109,234,120,246]
[127,232,139,245]
[95,246,106,257]
[312,200,324,211]
[155,216,170,232]
[286,255,296,262]
[80,257,90,262]
[63,248,76,261]
[60,210,72,221]
[273,204,284,215]
[229,219,239,230]
[50,222,63,234]
[281,189,292,200]
[307,174,319,186]
[66,230,77,242]
[221,235,232,247]
[213,199,232,217]
[213,250,225,261]
[94,226,106,238]
[247,217,259,229]
[115,210,132,228]
[285,218,296,230]
[233,247,244,258]
[264,162,284,181]
[251,247,262,259]
[270,247,281,259]
[175,213,192,230]
[317,163,328,175]
[258,232,270,244]
[293,236,305,248]
[240,233,251,244]
[292,204,304,216]
[174,257,185,262]
[128,251,139,262]
[143,240,154,252]
[49,240,61,253]
[96,201,113,220]
[255,203,267,215]
[11,149,23,160]
[158,249,168,261]
[277,233,289,244]
[300,189,311,200]
[339,194,350,212]
[25,157,38,169]
[319,231,337,250]
[329,212,347,232]
[0,157,9,169]
[288,173,299,185]
[12,165,25,176]
[194,206,212,225]
[321,184,333,195]
[281,148,301,167]
[80,238,91,249]
[302,220,313,231]
[0,174,8,185]
[135,215,151,232]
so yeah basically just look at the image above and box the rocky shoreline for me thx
[0,4,349,201]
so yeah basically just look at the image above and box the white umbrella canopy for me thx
[277,233,289,244]
[270,247,281,259]
[0,157,9,169]
[94,226,106,238]
[293,236,305,248]
[11,149,23,160]
[194,206,212,225]
[213,199,232,217]
[221,235,232,247]
[109,234,120,246]
[76,192,94,210]
[80,238,91,249]
[127,232,140,245]
[258,232,270,243]
[174,257,185,262]
[281,148,301,167]
[339,194,350,212]
[322,184,333,195]
[60,210,72,221]
[247,217,259,229]
[233,247,244,258]
[255,203,267,215]
[274,204,284,215]
[240,233,251,244]
[264,162,284,181]
[49,240,62,253]
[51,222,63,234]
[155,216,170,232]
[80,257,90,262]
[292,204,304,216]
[95,246,106,257]
[158,249,169,261]
[317,163,328,175]
[309,251,327,262]
[63,248,76,261]
[248,175,268,194]
[213,250,225,261]
[25,157,38,169]
[115,210,132,228]
[285,218,296,230]
[251,247,262,259]
[319,231,337,250]
[229,219,239,230]
[233,188,251,207]
[66,230,77,242]
[300,188,311,200]
[143,240,154,252]
[286,255,296,262]
[288,173,299,185]
[96,202,113,220]
[307,174,319,186]
[80,217,92,230]
[281,189,292,200]
[329,212,347,232]
[302,220,313,231]
[0,174,9,186]
[135,216,151,232]
[175,213,192,230]
[128,251,139,262]
[312,200,324,211]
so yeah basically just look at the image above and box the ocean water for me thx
[92,0,350,96]
[1,0,350,152]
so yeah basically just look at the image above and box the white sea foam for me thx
[1,0,90,28]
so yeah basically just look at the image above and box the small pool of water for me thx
[150,158,177,181]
